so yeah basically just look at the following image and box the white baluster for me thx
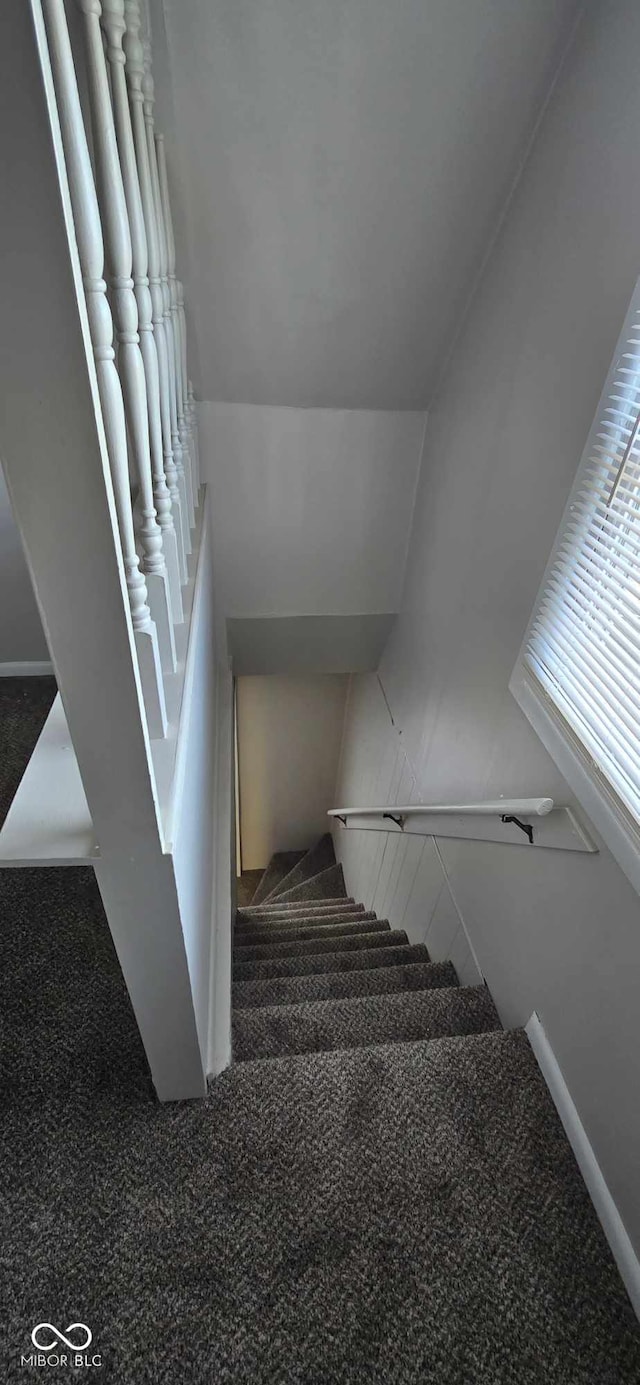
[122,0,188,587]
[77,0,176,682]
[42,0,167,739]
[188,379,201,495]
[155,133,196,521]
[140,40,192,556]
[100,0,181,663]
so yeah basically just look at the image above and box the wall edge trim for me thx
[526,1011,640,1321]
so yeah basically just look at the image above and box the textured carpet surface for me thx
[0,676,56,828]
[233,941,434,981]
[237,897,357,922]
[236,904,366,929]
[263,832,336,902]
[235,870,264,908]
[3,786,638,1377]
[273,860,347,905]
[232,959,459,1010]
[250,850,306,905]
[234,926,408,964]
[233,983,501,1061]
[4,1017,639,1381]
[235,916,386,946]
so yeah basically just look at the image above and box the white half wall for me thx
[335,0,640,1259]
[237,673,348,870]
[0,467,49,663]
[200,402,424,618]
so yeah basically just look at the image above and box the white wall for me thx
[334,675,483,983]
[201,402,424,619]
[0,468,49,665]
[335,0,640,1257]
[159,0,580,409]
[237,673,348,869]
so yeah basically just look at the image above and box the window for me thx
[511,276,640,896]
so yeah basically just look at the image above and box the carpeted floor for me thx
[1,700,640,1380]
[0,676,56,827]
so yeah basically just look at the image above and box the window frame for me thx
[510,275,640,900]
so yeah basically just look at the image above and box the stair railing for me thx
[38,0,202,744]
[141,30,194,552]
[329,798,554,845]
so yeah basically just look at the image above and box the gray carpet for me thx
[236,870,263,908]
[233,982,501,1061]
[262,831,336,902]
[273,860,347,905]
[232,959,459,1010]
[2,731,639,1379]
[250,850,306,906]
[0,675,56,828]
[237,897,357,922]
[235,916,385,946]
[234,940,436,981]
[233,926,409,965]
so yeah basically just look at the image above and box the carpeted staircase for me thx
[223,833,640,1380]
[2,684,640,1380]
[232,834,501,1064]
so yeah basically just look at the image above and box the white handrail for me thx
[329,797,554,820]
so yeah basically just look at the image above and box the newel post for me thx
[42,0,167,738]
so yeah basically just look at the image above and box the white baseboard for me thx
[526,1012,640,1319]
[0,660,53,677]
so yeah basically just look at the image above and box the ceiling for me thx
[159,0,581,409]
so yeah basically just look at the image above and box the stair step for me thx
[273,862,346,906]
[233,983,501,1062]
[233,941,431,982]
[233,927,408,966]
[234,917,387,948]
[250,850,306,906]
[236,909,375,936]
[233,959,458,1010]
[238,898,357,922]
[236,905,360,932]
[263,832,335,902]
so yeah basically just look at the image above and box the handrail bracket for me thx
[501,813,534,845]
[383,812,405,830]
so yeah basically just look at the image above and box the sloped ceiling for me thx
[159,0,582,409]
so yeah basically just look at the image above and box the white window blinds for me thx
[524,280,640,829]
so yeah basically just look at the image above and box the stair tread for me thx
[233,927,408,964]
[233,941,431,981]
[273,862,347,906]
[250,851,306,906]
[234,918,388,947]
[236,906,366,933]
[238,898,357,921]
[236,910,376,936]
[233,983,500,1061]
[263,832,335,902]
[233,959,458,1009]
